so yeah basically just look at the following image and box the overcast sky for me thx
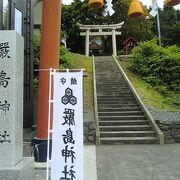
[62,0,180,9]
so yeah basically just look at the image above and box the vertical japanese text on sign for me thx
[51,72,83,180]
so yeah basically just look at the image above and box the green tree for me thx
[62,0,108,53]
[62,0,154,53]
[152,7,180,46]
[111,0,153,45]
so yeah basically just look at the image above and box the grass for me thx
[118,59,180,112]
[70,53,94,111]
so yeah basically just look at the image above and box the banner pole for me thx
[46,68,53,180]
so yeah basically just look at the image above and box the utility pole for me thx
[32,0,61,162]
[150,0,162,46]
[156,6,162,46]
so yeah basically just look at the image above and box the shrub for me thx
[34,33,41,71]
[60,45,73,68]
[131,39,180,94]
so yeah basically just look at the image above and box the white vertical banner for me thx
[51,71,83,180]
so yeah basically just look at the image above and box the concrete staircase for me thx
[94,56,161,144]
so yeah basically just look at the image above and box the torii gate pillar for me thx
[112,29,117,56]
[32,0,61,162]
[85,29,90,57]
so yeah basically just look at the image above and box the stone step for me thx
[97,86,129,88]
[98,98,136,102]
[100,131,156,137]
[96,78,124,80]
[96,79,124,81]
[97,87,129,90]
[97,85,129,88]
[96,70,120,71]
[100,137,158,144]
[95,71,120,73]
[97,89,131,93]
[98,101,137,104]
[96,80,124,82]
[97,98,136,102]
[97,95,134,99]
[98,95,135,98]
[97,85,128,88]
[95,56,158,145]
[98,101,137,105]
[96,70,120,72]
[99,125,152,131]
[99,116,146,120]
[95,71,119,76]
[96,83,127,86]
[98,101,138,108]
[97,92,132,96]
[99,120,149,126]
[96,85,128,88]
[98,102,137,104]
[96,79,126,81]
[96,76,123,79]
[98,111,144,116]
[96,84,128,86]
[98,99,136,102]
[97,88,130,92]
[98,103,137,107]
[97,88,129,91]
[98,104,140,108]
[98,107,141,112]
[96,82,127,85]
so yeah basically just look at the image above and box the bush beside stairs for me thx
[94,56,163,144]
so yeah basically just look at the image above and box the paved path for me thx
[24,144,97,180]
[96,144,180,180]
[84,145,97,180]
[24,143,180,179]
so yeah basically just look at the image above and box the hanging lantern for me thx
[128,0,144,18]
[164,0,180,7]
[88,0,104,9]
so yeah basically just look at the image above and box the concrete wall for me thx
[34,1,42,33]
[0,0,34,127]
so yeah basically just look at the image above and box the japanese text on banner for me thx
[51,71,83,180]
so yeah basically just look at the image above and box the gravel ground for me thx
[147,106,180,121]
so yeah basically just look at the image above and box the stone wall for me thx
[83,111,96,144]
[84,122,96,144]
[156,120,180,144]
[148,106,180,144]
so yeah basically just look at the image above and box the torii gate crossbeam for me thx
[77,22,124,57]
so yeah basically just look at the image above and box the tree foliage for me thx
[62,0,154,53]
[152,7,180,46]
[61,0,180,52]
